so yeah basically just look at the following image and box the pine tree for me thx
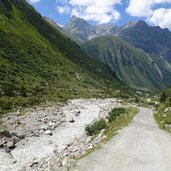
[160,92,167,103]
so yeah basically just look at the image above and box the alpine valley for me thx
[1,1,171,171]
[0,0,129,112]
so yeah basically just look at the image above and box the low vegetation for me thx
[153,87,171,131]
[85,107,138,139]
[108,108,126,123]
[103,107,138,142]
[82,107,138,158]
[85,119,107,136]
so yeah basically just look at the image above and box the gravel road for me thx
[74,108,171,171]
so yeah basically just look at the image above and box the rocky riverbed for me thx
[0,98,120,171]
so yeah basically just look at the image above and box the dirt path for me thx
[73,108,171,171]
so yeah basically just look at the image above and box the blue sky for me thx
[28,0,171,29]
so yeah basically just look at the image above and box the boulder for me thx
[165,124,171,129]
[44,130,53,136]
[48,122,56,127]
[6,141,15,148]
[40,125,48,131]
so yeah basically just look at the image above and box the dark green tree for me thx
[166,97,171,107]
[160,92,167,103]
[20,85,27,97]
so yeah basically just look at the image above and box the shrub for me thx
[160,92,167,103]
[0,98,13,111]
[85,118,107,136]
[166,97,171,107]
[108,108,125,122]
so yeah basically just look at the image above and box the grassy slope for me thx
[0,0,131,113]
[82,35,169,90]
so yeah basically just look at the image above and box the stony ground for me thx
[0,98,120,171]
[73,108,171,171]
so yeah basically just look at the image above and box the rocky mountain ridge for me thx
[64,16,171,64]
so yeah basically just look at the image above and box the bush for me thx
[0,98,13,111]
[85,118,107,136]
[166,97,171,107]
[108,108,125,122]
[160,92,167,103]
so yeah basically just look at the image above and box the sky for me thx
[28,0,171,29]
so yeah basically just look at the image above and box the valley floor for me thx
[0,98,119,171]
[73,108,171,171]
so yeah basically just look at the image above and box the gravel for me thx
[0,98,118,171]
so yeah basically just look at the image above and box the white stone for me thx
[7,141,14,148]
[44,130,52,135]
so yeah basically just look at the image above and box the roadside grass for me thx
[153,88,171,133]
[85,118,107,136]
[79,107,139,159]
[154,106,171,132]
[103,107,139,142]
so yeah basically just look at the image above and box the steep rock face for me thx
[95,24,118,35]
[64,16,119,42]
[44,17,83,45]
[82,36,171,90]
[118,21,171,63]
[65,15,97,42]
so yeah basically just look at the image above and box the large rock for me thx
[44,130,53,136]
[6,141,15,148]
[40,125,48,131]
[165,124,171,129]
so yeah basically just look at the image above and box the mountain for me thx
[65,17,171,64]
[117,21,171,64]
[64,16,119,43]
[44,17,83,46]
[95,23,118,35]
[65,15,97,42]
[82,36,171,90]
[44,17,63,31]
[0,0,129,112]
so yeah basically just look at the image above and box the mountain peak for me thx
[135,20,148,27]
[65,15,95,41]
[69,15,87,24]
[70,15,79,21]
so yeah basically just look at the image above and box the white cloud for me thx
[57,5,70,14]
[69,0,94,6]
[58,0,122,24]
[126,0,153,17]
[29,0,40,3]
[126,0,171,29]
[148,8,171,29]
